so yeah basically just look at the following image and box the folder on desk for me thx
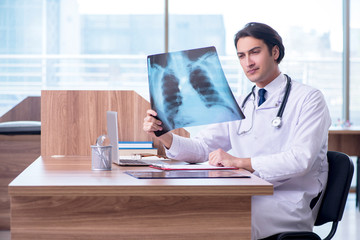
[125,170,251,179]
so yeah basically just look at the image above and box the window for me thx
[0,0,355,127]
[0,0,164,114]
[350,0,360,125]
[169,0,343,124]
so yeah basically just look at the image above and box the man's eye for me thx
[238,54,244,59]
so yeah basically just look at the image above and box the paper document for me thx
[150,163,238,171]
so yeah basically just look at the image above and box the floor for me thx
[0,193,359,240]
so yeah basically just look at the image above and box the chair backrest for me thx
[315,151,354,226]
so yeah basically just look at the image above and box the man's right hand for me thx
[143,109,173,149]
[143,109,163,137]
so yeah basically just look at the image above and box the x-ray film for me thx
[147,46,245,136]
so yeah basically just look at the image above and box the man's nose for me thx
[245,55,254,67]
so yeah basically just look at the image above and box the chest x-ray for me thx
[147,46,245,136]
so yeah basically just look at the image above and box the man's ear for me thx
[272,45,280,61]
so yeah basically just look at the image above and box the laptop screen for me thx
[106,111,119,163]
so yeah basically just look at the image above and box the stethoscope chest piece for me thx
[272,117,282,128]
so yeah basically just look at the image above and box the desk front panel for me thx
[11,195,251,240]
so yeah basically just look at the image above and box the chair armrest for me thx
[0,121,41,135]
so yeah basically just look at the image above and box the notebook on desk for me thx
[106,111,169,166]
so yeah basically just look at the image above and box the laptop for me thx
[106,111,169,166]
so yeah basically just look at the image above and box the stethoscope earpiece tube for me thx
[271,74,291,128]
[241,85,256,109]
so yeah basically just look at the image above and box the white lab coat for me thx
[165,74,331,239]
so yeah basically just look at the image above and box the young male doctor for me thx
[143,22,331,240]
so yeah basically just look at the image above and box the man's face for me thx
[236,36,280,88]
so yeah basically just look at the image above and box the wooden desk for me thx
[0,96,41,230]
[9,156,273,240]
[0,135,40,230]
[328,128,360,156]
[328,127,360,209]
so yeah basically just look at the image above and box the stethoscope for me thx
[237,74,292,135]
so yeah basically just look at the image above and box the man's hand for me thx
[143,109,173,149]
[209,149,254,172]
[143,109,163,138]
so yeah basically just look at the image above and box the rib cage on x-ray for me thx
[161,70,183,127]
[147,46,244,136]
[189,66,235,114]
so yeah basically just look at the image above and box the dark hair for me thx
[234,22,285,63]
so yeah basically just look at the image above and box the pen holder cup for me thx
[91,145,112,171]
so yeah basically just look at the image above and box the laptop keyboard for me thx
[118,159,149,166]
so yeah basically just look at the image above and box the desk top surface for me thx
[9,156,273,197]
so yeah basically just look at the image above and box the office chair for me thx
[357,157,359,210]
[268,151,354,240]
